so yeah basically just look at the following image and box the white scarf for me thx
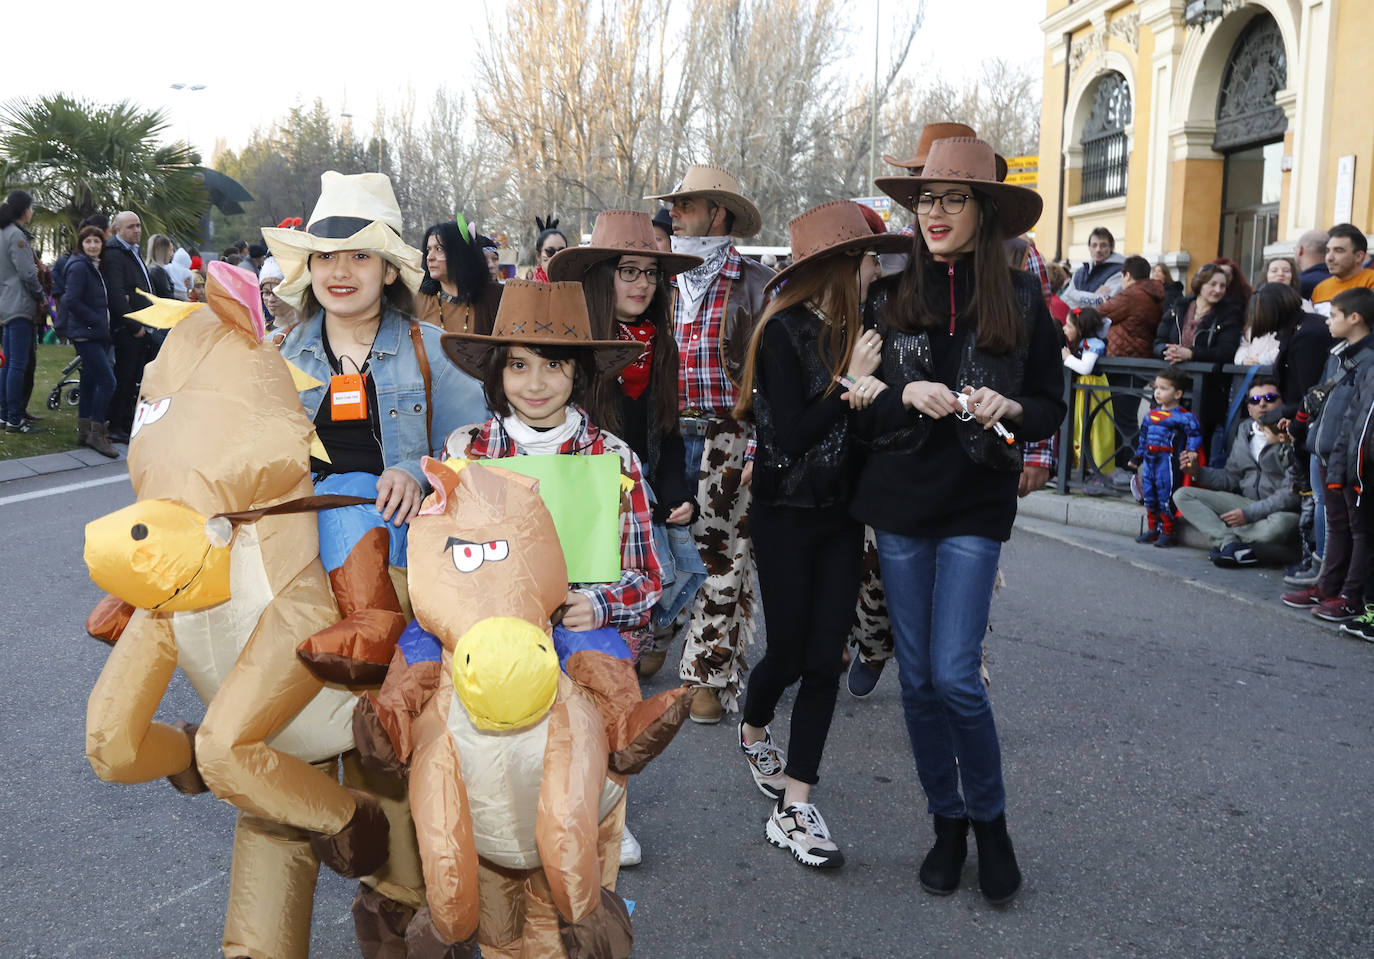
[672,234,733,319]
[499,407,582,454]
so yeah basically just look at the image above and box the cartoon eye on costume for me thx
[445,537,485,573]
[482,540,509,562]
[131,397,171,438]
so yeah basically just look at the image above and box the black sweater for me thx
[851,265,1066,542]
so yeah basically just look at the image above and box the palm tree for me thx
[0,94,208,253]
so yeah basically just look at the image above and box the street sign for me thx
[853,195,893,222]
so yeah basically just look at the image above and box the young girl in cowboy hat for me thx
[730,200,907,869]
[547,210,706,675]
[853,137,1066,903]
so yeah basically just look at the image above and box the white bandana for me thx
[500,407,582,455]
[672,235,733,318]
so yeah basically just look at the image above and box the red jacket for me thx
[1101,279,1164,358]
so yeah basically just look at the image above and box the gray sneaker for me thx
[1283,554,1321,587]
[766,799,844,869]
[739,722,787,799]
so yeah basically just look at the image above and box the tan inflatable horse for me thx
[355,458,690,958]
[83,261,415,959]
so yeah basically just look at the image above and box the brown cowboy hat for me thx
[545,210,703,282]
[875,137,1043,239]
[643,164,763,238]
[764,201,911,296]
[881,122,977,171]
[440,279,643,379]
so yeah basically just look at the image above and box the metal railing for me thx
[1053,358,1273,494]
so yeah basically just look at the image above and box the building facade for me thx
[1037,0,1374,283]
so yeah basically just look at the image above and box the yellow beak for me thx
[84,500,233,612]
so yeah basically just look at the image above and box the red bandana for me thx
[617,320,655,400]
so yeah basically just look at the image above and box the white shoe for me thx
[619,825,642,867]
[766,799,844,869]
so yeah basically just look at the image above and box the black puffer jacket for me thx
[1152,295,1244,363]
[57,255,111,343]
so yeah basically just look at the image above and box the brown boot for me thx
[77,417,91,446]
[86,422,120,459]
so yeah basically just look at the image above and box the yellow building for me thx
[1037,0,1374,284]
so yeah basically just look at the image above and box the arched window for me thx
[1080,72,1131,203]
[1213,13,1287,151]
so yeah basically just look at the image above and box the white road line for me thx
[0,473,128,506]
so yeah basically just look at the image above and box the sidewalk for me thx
[0,446,124,483]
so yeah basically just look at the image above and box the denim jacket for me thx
[282,308,487,488]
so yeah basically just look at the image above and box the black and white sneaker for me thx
[739,722,787,799]
[766,799,844,869]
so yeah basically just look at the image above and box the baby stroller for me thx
[46,354,81,411]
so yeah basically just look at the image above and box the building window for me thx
[1080,71,1132,204]
[1213,13,1287,151]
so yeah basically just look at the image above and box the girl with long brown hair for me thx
[730,200,904,870]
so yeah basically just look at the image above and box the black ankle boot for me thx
[919,814,968,895]
[970,813,1022,905]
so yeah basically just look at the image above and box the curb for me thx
[1018,489,1211,550]
[0,446,125,483]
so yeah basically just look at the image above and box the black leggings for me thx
[742,500,864,785]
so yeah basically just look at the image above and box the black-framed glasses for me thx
[615,265,660,284]
[541,245,566,258]
[915,191,971,215]
[1248,392,1280,404]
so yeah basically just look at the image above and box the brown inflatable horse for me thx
[82,261,416,959]
[354,458,690,958]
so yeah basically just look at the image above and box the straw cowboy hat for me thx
[881,122,976,171]
[764,200,910,295]
[261,171,424,308]
[874,137,1043,239]
[643,164,763,238]
[440,279,643,379]
[545,210,703,282]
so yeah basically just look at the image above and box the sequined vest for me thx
[752,304,855,507]
[865,265,1039,472]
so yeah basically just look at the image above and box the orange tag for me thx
[329,372,367,421]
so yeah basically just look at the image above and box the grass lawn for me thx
[0,341,83,460]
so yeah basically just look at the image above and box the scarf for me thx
[616,320,655,399]
[499,406,582,454]
[672,235,732,315]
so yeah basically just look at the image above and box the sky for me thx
[6,0,1045,162]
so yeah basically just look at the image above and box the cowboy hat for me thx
[545,210,703,282]
[875,137,1043,239]
[763,201,910,295]
[440,279,643,379]
[881,122,977,171]
[643,165,763,238]
[262,171,424,308]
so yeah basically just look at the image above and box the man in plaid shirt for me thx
[643,165,774,723]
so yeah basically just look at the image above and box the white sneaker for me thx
[619,825,642,867]
[766,799,844,869]
[739,722,787,799]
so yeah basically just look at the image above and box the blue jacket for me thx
[57,255,111,344]
[281,309,488,488]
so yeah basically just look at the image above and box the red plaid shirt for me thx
[447,409,663,631]
[672,246,743,416]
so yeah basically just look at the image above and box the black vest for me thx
[752,304,855,506]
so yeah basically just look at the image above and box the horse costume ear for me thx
[419,456,465,515]
[205,260,267,342]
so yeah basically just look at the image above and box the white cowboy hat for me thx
[261,171,423,308]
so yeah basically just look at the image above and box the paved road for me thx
[1,466,1370,958]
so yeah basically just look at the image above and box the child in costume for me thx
[1129,366,1202,547]
[1062,306,1115,477]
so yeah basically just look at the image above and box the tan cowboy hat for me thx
[440,279,643,379]
[545,210,703,282]
[881,122,977,171]
[261,171,424,308]
[875,137,1043,239]
[764,201,911,295]
[643,164,763,238]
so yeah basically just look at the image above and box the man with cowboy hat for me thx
[642,164,773,724]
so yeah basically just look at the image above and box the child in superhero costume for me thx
[1129,367,1202,547]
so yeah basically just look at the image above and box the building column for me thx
[1289,0,1334,236]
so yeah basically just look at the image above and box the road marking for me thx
[0,473,127,507]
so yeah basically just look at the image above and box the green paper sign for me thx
[477,453,623,583]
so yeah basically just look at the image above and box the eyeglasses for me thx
[541,246,566,258]
[615,266,660,284]
[1248,392,1280,404]
[915,191,971,215]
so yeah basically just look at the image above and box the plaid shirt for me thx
[671,244,757,457]
[449,409,663,631]
[1023,240,1052,302]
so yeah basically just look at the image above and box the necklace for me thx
[438,292,474,332]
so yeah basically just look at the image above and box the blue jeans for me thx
[1312,457,1326,558]
[875,530,1006,821]
[74,340,116,424]
[2,319,34,425]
